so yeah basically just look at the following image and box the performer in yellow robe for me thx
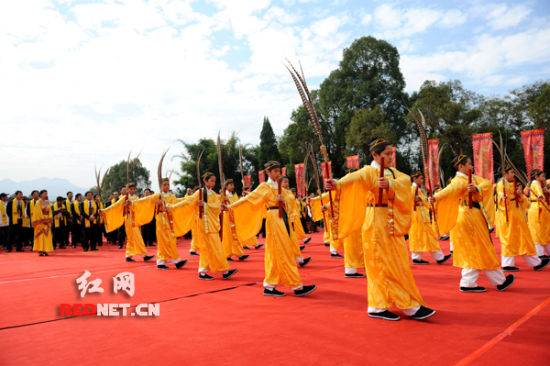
[221,179,249,262]
[187,187,200,256]
[32,190,53,256]
[496,165,548,271]
[129,179,188,270]
[431,155,514,293]
[230,162,316,297]
[527,169,550,258]
[169,173,237,279]
[101,183,154,264]
[325,138,433,321]
[409,172,451,265]
[310,192,343,257]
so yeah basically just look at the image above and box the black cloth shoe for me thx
[294,284,317,297]
[71,244,76,248]
[255,244,264,249]
[125,257,136,262]
[39,252,44,256]
[345,273,365,278]
[264,288,285,297]
[412,259,429,265]
[534,257,550,271]
[408,306,436,320]
[324,243,330,247]
[43,252,49,256]
[238,255,250,261]
[497,274,515,291]
[91,248,99,252]
[331,253,343,258]
[143,255,154,262]
[157,264,169,270]
[59,245,66,249]
[175,259,188,269]
[437,254,452,264]
[538,255,549,260]
[460,286,487,293]
[118,244,123,249]
[440,235,450,241]
[502,266,519,272]
[299,257,312,267]
[243,246,250,250]
[299,245,305,251]
[199,273,214,280]
[302,237,311,244]
[190,251,199,256]
[368,310,400,321]
[226,257,235,262]
[223,268,239,279]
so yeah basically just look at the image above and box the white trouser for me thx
[411,251,444,261]
[502,255,541,268]
[157,258,181,266]
[199,267,229,275]
[535,244,550,256]
[330,246,338,254]
[295,257,304,264]
[368,306,420,316]
[345,267,358,274]
[450,241,454,251]
[264,282,302,290]
[460,268,505,288]
[189,249,197,253]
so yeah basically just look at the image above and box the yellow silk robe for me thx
[170,189,229,273]
[101,195,147,257]
[409,185,441,253]
[310,193,343,249]
[288,193,307,240]
[495,179,536,257]
[527,181,550,245]
[231,182,302,288]
[333,165,426,310]
[132,192,184,261]
[32,200,53,252]
[435,173,500,270]
[221,191,244,258]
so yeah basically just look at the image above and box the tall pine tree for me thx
[259,116,281,167]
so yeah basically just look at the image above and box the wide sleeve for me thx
[132,194,159,227]
[309,193,328,222]
[388,171,413,236]
[231,183,269,242]
[333,166,377,239]
[477,176,496,227]
[169,191,199,237]
[101,196,125,233]
[434,178,463,234]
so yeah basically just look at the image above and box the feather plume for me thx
[217,132,225,190]
[157,149,169,190]
[196,150,204,188]
[239,146,245,187]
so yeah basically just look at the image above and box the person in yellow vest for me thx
[325,138,434,321]
[94,194,105,246]
[101,184,155,263]
[0,193,10,250]
[52,196,69,249]
[496,165,548,271]
[230,162,315,296]
[27,190,39,247]
[168,172,237,279]
[430,155,514,293]
[409,172,451,265]
[129,179,186,270]
[140,188,157,247]
[6,191,26,252]
[65,191,74,247]
[527,169,550,258]
[32,189,54,256]
[221,179,250,262]
[80,191,100,252]
[72,193,83,248]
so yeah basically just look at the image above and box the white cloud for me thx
[486,4,532,30]
[361,14,372,25]
[374,4,401,29]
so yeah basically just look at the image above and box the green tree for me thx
[98,159,151,200]
[259,116,281,167]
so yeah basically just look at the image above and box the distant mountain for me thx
[0,178,89,199]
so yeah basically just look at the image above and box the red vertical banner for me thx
[243,175,251,188]
[346,155,359,169]
[258,170,265,184]
[320,161,332,180]
[472,132,494,183]
[282,167,287,176]
[391,147,397,168]
[427,139,439,189]
[294,163,304,197]
[521,128,545,179]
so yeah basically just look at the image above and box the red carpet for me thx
[0,232,549,365]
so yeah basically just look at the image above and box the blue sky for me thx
[1,0,549,187]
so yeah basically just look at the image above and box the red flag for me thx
[391,147,397,168]
[472,132,494,183]
[521,128,545,179]
[294,163,305,197]
[243,175,251,188]
[346,155,359,169]
[320,161,332,180]
[282,167,287,176]
[258,170,265,184]
[427,139,439,188]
